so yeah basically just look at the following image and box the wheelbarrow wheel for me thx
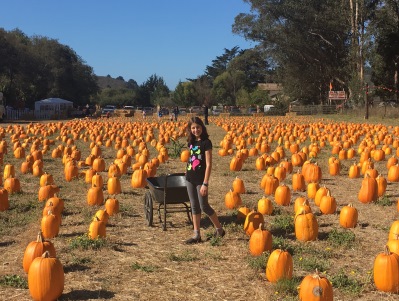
[144,191,153,226]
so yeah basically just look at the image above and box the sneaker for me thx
[184,236,201,244]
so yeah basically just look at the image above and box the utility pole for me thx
[364,83,369,119]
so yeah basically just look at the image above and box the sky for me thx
[1,0,256,89]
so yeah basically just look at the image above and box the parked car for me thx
[247,107,258,114]
[101,105,116,114]
[229,106,242,115]
[158,107,169,116]
[143,107,154,114]
[189,106,203,114]
[178,107,187,115]
[212,108,223,116]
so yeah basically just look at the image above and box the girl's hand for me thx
[200,185,208,196]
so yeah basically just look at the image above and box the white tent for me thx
[34,98,73,112]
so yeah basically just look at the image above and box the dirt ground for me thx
[1,116,399,301]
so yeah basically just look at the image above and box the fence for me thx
[5,109,69,121]
[289,105,338,115]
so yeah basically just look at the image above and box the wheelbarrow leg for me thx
[184,203,192,224]
[144,191,154,226]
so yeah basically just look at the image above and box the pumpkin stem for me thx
[37,231,44,242]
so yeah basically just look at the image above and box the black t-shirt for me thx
[185,139,212,185]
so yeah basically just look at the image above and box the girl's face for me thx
[190,123,203,139]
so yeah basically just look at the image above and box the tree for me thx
[369,0,399,101]
[233,0,353,104]
[212,70,246,105]
[205,46,242,81]
[137,74,170,107]
[0,29,99,108]
[173,81,197,107]
[228,47,272,90]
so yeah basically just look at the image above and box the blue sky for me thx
[1,0,256,89]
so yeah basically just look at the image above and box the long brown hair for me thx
[186,116,209,144]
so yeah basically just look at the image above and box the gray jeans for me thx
[186,181,215,216]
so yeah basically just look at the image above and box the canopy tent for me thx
[35,98,73,112]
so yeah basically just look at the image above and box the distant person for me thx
[142,110,146,119]
[203,105,209,125]
[173,106,179,121]
[158,108,162,121]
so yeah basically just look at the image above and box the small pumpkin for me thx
[257,196,273,215]
[249,223,272,256]
[88,216,106,239]
[232,176,245,194]
[339,204,358,228]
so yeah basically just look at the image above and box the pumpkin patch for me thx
[1,115,399,300]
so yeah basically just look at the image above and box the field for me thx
[1,113,399,301]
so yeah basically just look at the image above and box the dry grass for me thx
[1,114,399,301]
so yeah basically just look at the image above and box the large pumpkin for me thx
[107,174,122,195]
[295,210,318,242]
[373,246,399,293]
[28,251,64,301]
[87,185,104,206]
[243,209,264,236]
[0,188,9,211]
[274,184,291,206]
[266,249,293,283]
[41,210,60,239]
[298,269,333,301]
[358,174,378,203]
[224,190,242,209]
[89,216,106,239]
[23,232,56,273]
[131,168,147,188]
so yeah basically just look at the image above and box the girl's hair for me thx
[186,116,209,144]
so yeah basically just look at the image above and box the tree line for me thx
[1,0,398,110]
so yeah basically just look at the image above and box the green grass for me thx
[69,234,107,250]
[168,250,199,262]
[272,277,302,300]
[375,195,393,207]
[246,251,269,271]
[0,275,28,289]
[331,269,363,295]
[327,228,356,248]
[131,262,158,273]
[270,213,294,235]
[294,253,330,272]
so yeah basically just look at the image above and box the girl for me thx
[185,117,225,244]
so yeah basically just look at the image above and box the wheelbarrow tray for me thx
[144,173,192,230]
[146,173,189,204]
